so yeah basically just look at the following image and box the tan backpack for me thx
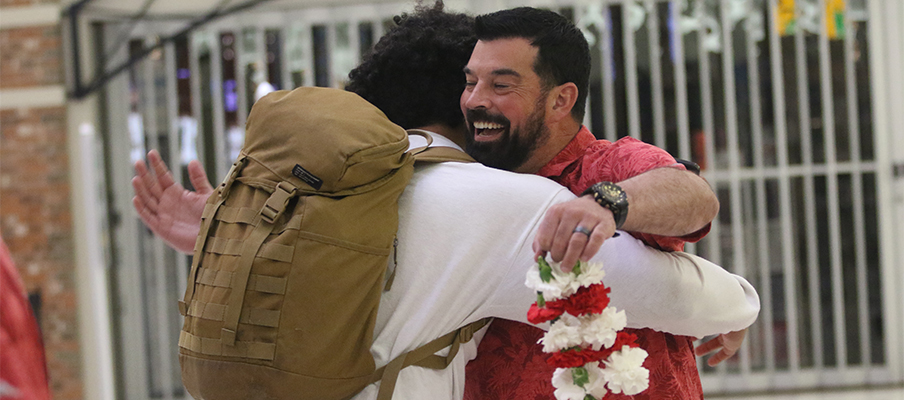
[177,87,488,400]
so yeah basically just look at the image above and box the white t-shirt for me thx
[352,132,760,400]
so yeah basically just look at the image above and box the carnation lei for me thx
[525,257,649,400]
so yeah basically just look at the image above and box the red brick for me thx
[0,105,81,400]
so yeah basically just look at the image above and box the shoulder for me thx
[411,162,575,207]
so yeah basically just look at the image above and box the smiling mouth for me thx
[473,121,506,142]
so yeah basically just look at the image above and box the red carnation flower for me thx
[563,284,611,316]
[547,347,611,368]
[527,303,565,324]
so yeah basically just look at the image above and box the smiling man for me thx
[460,8,742,400]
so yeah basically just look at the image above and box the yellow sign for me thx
[776,0,846,39]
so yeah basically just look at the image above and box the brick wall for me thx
[0,1,83,399]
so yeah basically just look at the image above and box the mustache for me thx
[466,109,510,127]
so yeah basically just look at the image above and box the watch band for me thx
[582,181,629,230]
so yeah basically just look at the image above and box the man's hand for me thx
[532,195,616,272]
[132,150,213,254]
[695,329,747,366]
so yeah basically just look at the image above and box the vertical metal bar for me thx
[697,0,716,176]
[622,0,641,139]
[142,34,176,400]
[697,0,720,265]
[868,0,904,381]
[646,0,666,149]
[768,0,801,373]
[818,0,847,370]
[189,33,205,168]
[210,34,228,181]
[280,24,292,89]
[163,41,188,299]
[719,0,749,377]
[601,2,618,142]
[795,0,823,369]
[748,0,776,373]
[235,28,248,130]
[844,8,871,367]
[671,0,692,161]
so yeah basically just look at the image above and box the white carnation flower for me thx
[551,368,587,400]
[526,259,608,301]
[574,261,606,288]
[582,363,609,399]
[541,314,583,352]
[580,308,625,350]
[525,267,567,299]
[602,346,650,395]
[551,364,610,400]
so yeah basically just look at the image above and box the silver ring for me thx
[572,226,592,237]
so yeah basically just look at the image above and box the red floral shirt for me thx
[464,127,710,400]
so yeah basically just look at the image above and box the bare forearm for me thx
[617,167,719,236]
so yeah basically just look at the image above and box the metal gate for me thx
[96,0,901,398]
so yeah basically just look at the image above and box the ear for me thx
[548,82,579,122]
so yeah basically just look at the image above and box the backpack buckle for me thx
[260,182,296,224]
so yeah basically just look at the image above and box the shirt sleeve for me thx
[589,233,760,338]
[485,191,759,338]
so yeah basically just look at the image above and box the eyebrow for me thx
[462,67,522,78]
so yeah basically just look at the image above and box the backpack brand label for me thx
[292,164,323,190]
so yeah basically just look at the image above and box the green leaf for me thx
[571,367,590,387]
[583,395,597,400]
[537,292,546,308]
[538,257,553,283]
[572,260,582,275]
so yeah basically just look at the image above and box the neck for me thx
[412,123,468,149]
[514,119,582,174]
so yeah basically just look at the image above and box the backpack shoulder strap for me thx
[371,318,492,400]
[406,129,476,164]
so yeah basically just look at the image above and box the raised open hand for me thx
[132,150,213,254]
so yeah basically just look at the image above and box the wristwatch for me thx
[582,181,629,230]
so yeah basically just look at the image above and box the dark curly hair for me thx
[345,2,475,130]
[475,7,591,122]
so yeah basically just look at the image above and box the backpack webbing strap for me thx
[180,157,246,316]
[406,129,476,164]
[220,181,297,346]
[372,318,491,400]
[412,147,476,164]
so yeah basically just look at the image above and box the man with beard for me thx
[460,8,743,400]
[132,4,754,398]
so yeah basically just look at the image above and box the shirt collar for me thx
[536,126,596,178]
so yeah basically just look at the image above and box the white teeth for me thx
[474,121,504,130]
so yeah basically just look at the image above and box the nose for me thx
[462,82,491,110]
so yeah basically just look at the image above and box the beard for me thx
[464,102,549,172]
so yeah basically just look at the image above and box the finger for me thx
[132,196,159,230]
[706,349,733,367]
[140,152,164,200]
[534,206,564,256]
[579,225,609,262]
[187,160,214,194]
[549,210,583,263]
[694,337,723,357]
[132,176,159,213]
[148,149,177,191]
[560,224,594,272]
